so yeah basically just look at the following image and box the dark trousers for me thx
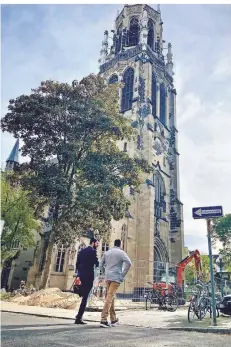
[76,278,93,320]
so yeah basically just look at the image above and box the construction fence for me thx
[88,260,231,308]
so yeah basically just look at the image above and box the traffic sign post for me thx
[192,205,223,326]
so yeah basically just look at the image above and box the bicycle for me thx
[188,281,219,322]
[188,286,202,322]
[145,282,178,312]
[197,281,219,320]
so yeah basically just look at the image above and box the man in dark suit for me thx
[75,238,99,324]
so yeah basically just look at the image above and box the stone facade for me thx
[99,4,184,291]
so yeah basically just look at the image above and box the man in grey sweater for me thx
[99,239,132,328]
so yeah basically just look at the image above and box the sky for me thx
[1,4,231,254]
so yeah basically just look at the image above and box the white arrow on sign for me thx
[194,208,202,217]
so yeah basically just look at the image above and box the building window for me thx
[152,73,156,116]
[55,245,65,272]
[11,240,20,249]
[147,19,154,49]
[154,172,166,218]
[123,142,128,152]
[160,83,166,125]
[115,23,123,54]
[163,157,166,166]
[128,17,139,46]
[121,67,134,112]
[101,242,109,255]
[121,224,127,251]
[109,74,118,85]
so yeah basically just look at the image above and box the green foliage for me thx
[1,74,152,244]
[1,174,39,264]
[212,214,231,248]
[1,74,152,287]
[184,252,211,284]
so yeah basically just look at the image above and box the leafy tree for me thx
[212,214,231,251]
[1,174,39,266]
[1,74,152,288]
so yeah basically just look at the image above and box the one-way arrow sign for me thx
[192,206,223,219]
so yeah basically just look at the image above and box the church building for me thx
[27,4,184,293]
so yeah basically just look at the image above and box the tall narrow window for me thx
[147,19,154,50]
[121,68,134,112]
[160,83,166,125]
[109,74,118,85]
[55,245,65,272]
[154,172,165,218]
[128,17,139,46]
[152,73,156,116]
[115,24,123,54]
[123,142,128,152]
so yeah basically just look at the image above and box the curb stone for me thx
[169,326,231,335]
[2,309,231,333]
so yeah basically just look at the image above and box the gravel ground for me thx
[1,312,231,347]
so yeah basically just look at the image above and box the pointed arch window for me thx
[154,172,166,218]
[160,83,166,125]
[109,74,118,85]
[121,67,134,112]
[147,19,154,50]
[55,245,66,272]
[152,73,156,116]
[128,17,139,46]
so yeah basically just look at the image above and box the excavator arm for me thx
[176,249,201,286]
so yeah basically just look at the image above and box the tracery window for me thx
[121,68,134,112]
[147,19,154,50]
[109,74,118,84]
[128,17,139,46]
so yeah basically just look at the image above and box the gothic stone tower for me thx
[99,4,184,289]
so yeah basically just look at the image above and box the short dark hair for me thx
[114,239,121,247]
[90,238,97,244]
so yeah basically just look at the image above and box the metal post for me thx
[206,218,217,326]
[220,260,224,297]
[165,262,169,289]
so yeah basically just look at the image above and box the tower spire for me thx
[5,138,19,171]
[166,43,173,76]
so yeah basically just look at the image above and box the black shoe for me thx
[74,318,87,325]
[100,321,111,328]
[111,318,119,327]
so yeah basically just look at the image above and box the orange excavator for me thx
[154,250,201,293]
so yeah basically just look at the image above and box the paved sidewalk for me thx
[1,301,230,334]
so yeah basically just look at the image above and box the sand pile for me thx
[9,287,106,310]
[9,288,82,309]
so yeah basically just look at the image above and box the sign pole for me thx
[206,218,217,326]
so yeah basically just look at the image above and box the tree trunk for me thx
[39,230,56,289]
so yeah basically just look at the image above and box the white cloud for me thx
[211,52,231,80]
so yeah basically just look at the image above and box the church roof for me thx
[7,138,19,163]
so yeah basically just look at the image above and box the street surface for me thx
[1,312,231,347]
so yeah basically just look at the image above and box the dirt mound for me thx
[9,288,82,309]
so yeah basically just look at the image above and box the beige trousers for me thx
[101,280,120,322]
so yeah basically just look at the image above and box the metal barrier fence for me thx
[88,260,231,309]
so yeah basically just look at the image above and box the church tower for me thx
[99,4,184,288]
[5,138,19,172]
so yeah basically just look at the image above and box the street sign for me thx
[192,206,223,219]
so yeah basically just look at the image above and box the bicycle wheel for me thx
[166,294,178,312]
[188,299,200,322]
[198,297,209,320]
[145,291,153,310]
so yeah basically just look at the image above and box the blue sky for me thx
[1,4,231,254]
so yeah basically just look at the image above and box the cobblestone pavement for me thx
[1,313,231,347]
